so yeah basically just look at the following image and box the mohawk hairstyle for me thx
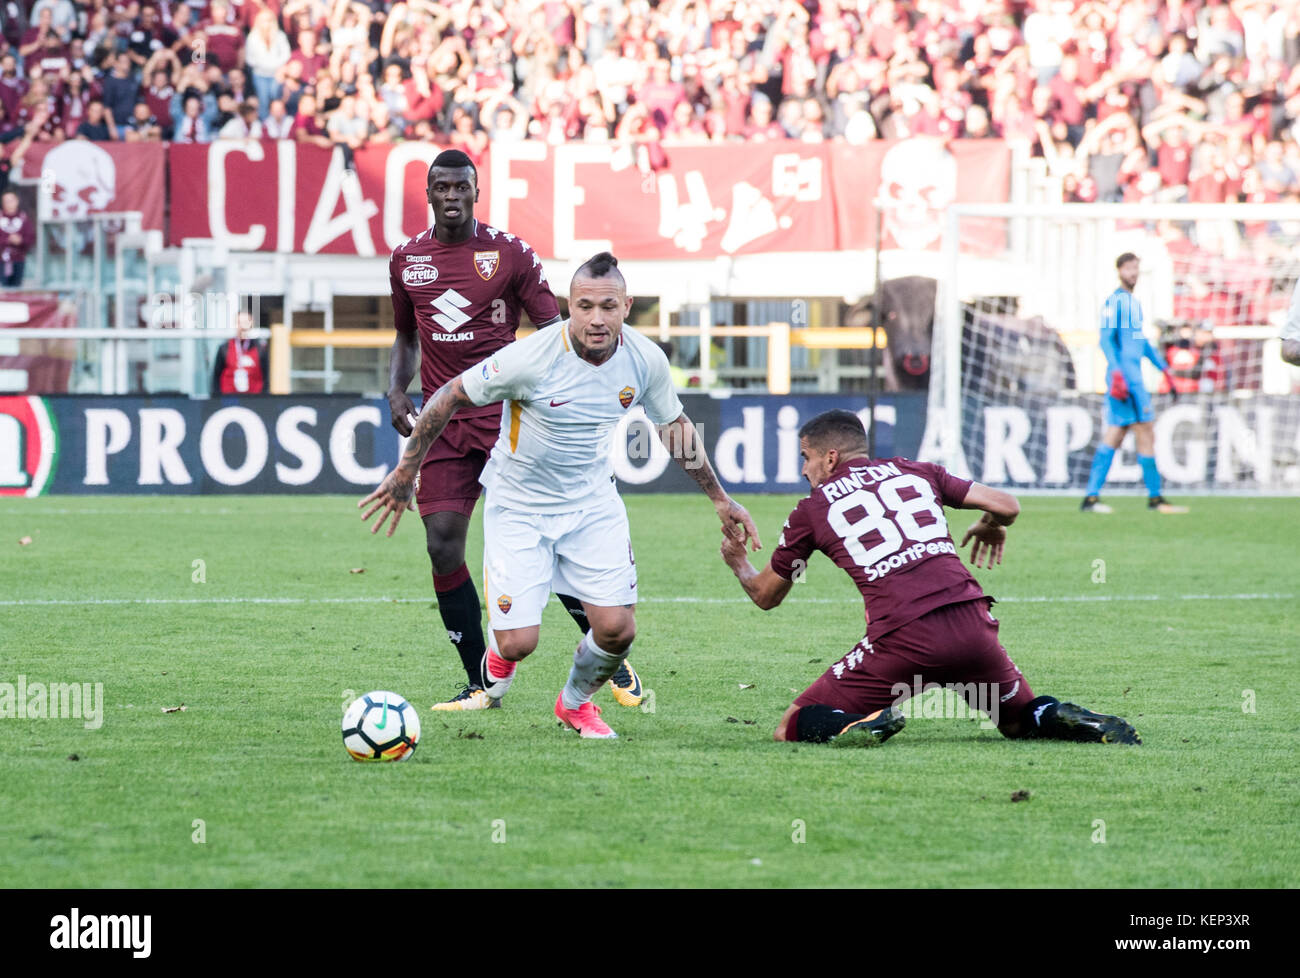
[572,251,625,287]
[428,149,477,182]
[798,409,868,453]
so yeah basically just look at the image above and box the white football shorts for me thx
[482,493,637,631]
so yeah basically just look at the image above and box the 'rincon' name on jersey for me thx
[389,220,559,420]
[770,457,986,641]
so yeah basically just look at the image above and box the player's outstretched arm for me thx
[720,532,792,610]
[957,482,1020,569]
[657,412,762,551]
[358,376,473,537]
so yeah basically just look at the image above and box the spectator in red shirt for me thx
[0,189,35,287]
[288,28,328,83]
[742,95,785,141]
[59,67,99,139]
[401,59,445,130]
[663,99,710,144]
[143,65,177,138]
[19,9,64,64]
[448,105,488,164]
[1144,116,1203,189]
[1188,143,1231,203]
[637,59,686,132]
[293,91,330,147]
[1048,53,1087,143]
[202,0,245,73]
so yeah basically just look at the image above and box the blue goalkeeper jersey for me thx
[1100,286,1167,385]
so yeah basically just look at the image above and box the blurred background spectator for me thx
[0,185,32,285]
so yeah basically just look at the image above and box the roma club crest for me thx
[618,386,635,408]
[497,594,512,614]
[474,251,500,281]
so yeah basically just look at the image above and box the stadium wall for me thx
[0,393,924,496]
[4,391,1296,495]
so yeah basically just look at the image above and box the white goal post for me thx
[922,202,1300,493]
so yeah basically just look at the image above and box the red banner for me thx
[169,140,1010,258]
[19,142,165,232]
[0,292,77,393]
[829,138,1010,251]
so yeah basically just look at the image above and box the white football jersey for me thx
[460,321,683,512]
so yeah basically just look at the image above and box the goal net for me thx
[922,203,1300,493]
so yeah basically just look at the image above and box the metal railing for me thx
[269,322,891,396]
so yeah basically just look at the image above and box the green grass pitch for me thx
[1,494,1296,888]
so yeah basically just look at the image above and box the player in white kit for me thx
[360,252,760,738]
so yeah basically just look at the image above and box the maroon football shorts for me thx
[416,415,498,518]
[793,598,1036,727]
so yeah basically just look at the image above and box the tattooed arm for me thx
[657,412,762,552]
[358,376,475,536]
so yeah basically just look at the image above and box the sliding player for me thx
[387,150,644,711]
[1081,252,1187,514]
[364,252,760,738]
[720,409,1140,747]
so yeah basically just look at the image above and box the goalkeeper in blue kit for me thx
[1081,253,1187,514]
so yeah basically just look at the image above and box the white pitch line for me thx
[0,508,345,516]
[0,592,1291,608]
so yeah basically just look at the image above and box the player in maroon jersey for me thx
[386,149,646,712]
[721,410,1140,746]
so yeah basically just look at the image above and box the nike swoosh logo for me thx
[549,398,572,407]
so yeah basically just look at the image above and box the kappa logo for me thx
[474,250,500,281]
[618,385,635,408]
[402,264,439,286]
[497,595,512,614]
[0,396,58,497]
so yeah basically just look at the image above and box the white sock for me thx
[561,631,625,709]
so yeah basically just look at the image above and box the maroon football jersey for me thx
[389,220,560,421]
[770,456,986,641]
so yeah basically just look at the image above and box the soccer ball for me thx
[342,691,421,762]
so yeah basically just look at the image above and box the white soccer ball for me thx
[342,691,421,762]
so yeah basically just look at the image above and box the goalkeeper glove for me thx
[1109,369,1129,400]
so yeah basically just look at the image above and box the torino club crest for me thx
[474,251,500,280]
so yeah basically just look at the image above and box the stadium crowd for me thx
[1,1,1300,205]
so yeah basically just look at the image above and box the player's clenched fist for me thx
[388,389,418,436]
